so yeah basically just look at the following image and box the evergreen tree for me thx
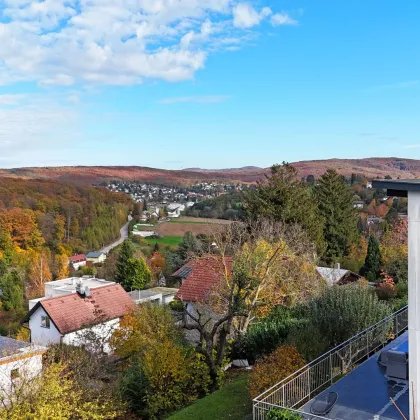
[244,163,325,253]
[115,239,135,284]
[121,257,152,291]
[0,271,24,312]
[362,235,382,282]
[315,169,359,263]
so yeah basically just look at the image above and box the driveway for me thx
[100,215,132,254]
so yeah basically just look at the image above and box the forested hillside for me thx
[0,178,131,253]
[0,178,131,335]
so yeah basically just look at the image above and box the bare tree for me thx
[183,219,324,390]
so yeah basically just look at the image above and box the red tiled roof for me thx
[32,284,135,335]
[175,255,232,302]
[69,254,86,263]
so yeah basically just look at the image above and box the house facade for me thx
[0,337,47,396]
[86,252,107,264]
[27,284,135,354]
[68,254,86,270]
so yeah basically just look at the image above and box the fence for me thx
[253,305,408,420]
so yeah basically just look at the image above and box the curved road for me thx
[100,215,132,254]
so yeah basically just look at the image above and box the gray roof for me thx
[86,252,105,258]
[316,267,350,286]
[0,336,31,357]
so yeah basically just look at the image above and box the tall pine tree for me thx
[245,163,325,253]
[115,239,135,284]
[362,235,382,282]
[315,169,359,264]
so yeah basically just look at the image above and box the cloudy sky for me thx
[0,0,419,169]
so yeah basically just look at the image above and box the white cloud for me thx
[0,1,297,86]
[158,95,230,104]
[271,13,298,26]
[233,4,272,28]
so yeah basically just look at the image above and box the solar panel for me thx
[175,267,192,278]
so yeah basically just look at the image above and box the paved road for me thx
[100,215,132,254]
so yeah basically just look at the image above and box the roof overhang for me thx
[372,179,420,198]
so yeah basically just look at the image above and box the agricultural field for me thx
[156,217,231,237]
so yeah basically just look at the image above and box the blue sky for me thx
[0,0,419,169]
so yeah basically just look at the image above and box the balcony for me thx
[253,306,408,420]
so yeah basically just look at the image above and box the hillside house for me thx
[353,201,364,209]
[316,264,362,286]
[68,254,86,270]
[173,255,232,325]
[26,284,135,354]
[86,251,107,264]
[0,337,47,396]
[167,203,185,218]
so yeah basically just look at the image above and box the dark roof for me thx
[0,336,31,357]
[373,179,420,197]
[27,284,135,335]
[172,265,193,278]
[86,252,105,258]
[175,255,232,302]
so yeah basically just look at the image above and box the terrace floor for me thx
[301,331,409,420]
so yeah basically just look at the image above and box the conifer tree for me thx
[315,169,359,263]
[115,239,135,284]
[245,163,325,253]
[362,235,382,282]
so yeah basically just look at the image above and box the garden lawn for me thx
[167,373,252,420]
[144,236,182,247]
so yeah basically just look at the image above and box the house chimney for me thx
[334,263,341,270]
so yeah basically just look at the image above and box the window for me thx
[11,369,19,381]
[41,315,50,329]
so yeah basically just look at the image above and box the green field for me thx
[167,373,251,420]
[144,236,182,247]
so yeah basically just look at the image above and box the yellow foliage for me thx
[15,327,30,342]
[111,303,179,358]
[249,345,305,398]
[0,363,123,419]
[55,253,70,280]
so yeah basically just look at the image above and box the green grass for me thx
[167,373,252,420]
[144,236,183,246]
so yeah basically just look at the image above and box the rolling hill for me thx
[0,158,419,185]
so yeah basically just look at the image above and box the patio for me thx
[300,332,409,420]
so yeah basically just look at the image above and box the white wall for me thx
[29,307,62,346]
[0,354,43,396]
[62,318,120,354]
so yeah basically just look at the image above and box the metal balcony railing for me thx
[253,305,408,420]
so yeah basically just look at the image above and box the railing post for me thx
[329,353,333,384]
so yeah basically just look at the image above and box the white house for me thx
[167,203,185,218]
[0,336,47,396]
[28,276,115,310]
[86,252,107,264]
[27,284,135,354]
[132,231,156,237]
[68,254,86,270]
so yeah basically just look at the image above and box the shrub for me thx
[249,345,305,399]
[308,284,392,347]
[169,299,185,312]
[267,408,303,420]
